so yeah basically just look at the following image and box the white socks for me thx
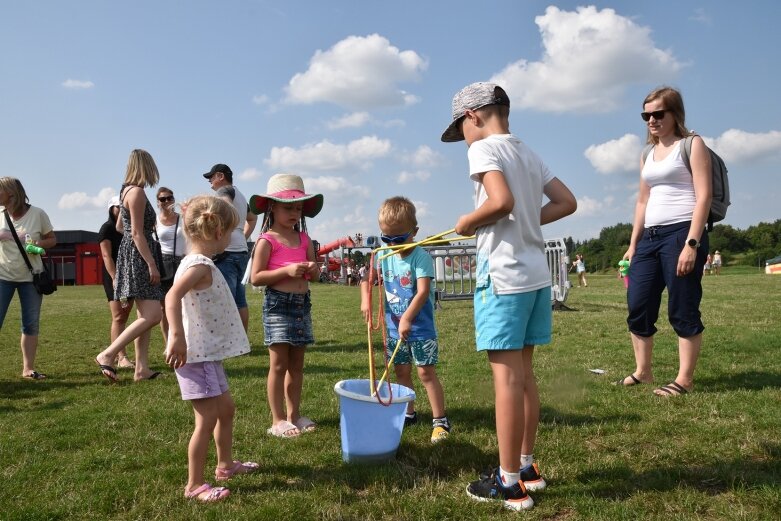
[499,467,521,487]
[521,454,534,468]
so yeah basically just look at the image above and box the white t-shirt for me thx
[156,215,186,256]
[468,134,553,294]
[217,186,249,253]
[0,206,54,282]
[175,254,251,362]
[642,143,696,227]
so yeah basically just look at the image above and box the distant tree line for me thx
[564,219,781,272]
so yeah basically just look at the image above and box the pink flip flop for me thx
[215,460,260,481]
[184,483,230,502]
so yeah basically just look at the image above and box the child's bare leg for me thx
[212,391,236,469]
[267,344,292,427]
[520,346,539,456]
[488,350,525,474]
[417,365,445,418]
[284,346,306,423]
[394,363,415,414]
[188,397,219,492]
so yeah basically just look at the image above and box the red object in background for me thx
[75,243,102,285]
[317,236,356,255]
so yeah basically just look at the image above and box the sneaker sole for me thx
[465,484,534,511]
[522,478,547,492]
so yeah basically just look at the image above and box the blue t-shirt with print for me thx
[379,246,437,340]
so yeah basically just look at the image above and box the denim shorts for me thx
[263,288,314,346]
[215,251,249,309]
[474,279,551,351]
[384,337,439,366]
[175,361,229,401]
[0,280,43,336]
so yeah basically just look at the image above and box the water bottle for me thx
[25,234,45,255]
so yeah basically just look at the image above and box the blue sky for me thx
[2,1,779,243]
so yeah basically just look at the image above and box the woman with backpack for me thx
[615,86,711,397]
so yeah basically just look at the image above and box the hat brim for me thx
[249,193,323,218]
[441,116,465,142]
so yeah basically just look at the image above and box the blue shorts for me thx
[385,337,439,366]
[474,280,551,351]
[263,288,314,346]
[215,251,249,309]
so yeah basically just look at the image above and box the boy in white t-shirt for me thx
[444,82,576,511]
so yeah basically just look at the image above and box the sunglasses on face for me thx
[641,110,668,122]
[158,196,174,203]
[380,228,417,244]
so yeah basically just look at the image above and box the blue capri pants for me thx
[0,280,43,335]
[627,221,708,338]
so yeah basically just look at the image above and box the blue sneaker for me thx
[466,468,534,511]
[520,462,547,491]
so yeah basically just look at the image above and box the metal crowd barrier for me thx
[424,238,570,307]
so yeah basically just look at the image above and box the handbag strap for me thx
[173,214,179,256]
[4,210,35,274]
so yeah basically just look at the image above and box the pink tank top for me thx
[261,231,310,270]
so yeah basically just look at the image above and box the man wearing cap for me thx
[203,163,257,331]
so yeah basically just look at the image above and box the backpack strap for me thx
[678,134,696,175]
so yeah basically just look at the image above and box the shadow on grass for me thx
[0,379,84,399]
[541,405,641,427]
[697,370,781,391]
[577,448,781,499]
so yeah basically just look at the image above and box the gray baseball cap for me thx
[441,82,510,142]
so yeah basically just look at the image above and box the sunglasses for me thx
[380,228,417,244]
[158,196,174,203]
[641,110,668,122]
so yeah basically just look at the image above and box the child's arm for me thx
[454,170,514,236]
[249,239,310,286]
[541,177,577,225]
[360,275,372,322]
[398,276,431,341]
[305,239,319,280]
[164,263,212,369]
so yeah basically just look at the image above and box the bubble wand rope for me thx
[365,248,395,405]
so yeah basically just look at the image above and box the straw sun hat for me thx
[249,173,323,218]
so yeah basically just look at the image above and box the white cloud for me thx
[412,200,429,218]
[704,129,781,163]
[310,206,371,241]
[398,170,431,184]
[239,168,264,181]
[491,6,683,113]
[285,34,427,109]
[62,79,94,90]
[58,187,115,209]
[584,134,643,174]
[328,112,371,130]
[265,136,392,173]
[574,195,615,218]
[408,145,444,169]
[304,175,371,202]
[252,94,269,105]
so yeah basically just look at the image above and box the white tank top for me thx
[642,142,696,227]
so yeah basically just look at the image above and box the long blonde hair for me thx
[124,149,160,187]
[0,177,29,215]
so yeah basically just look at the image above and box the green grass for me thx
[1,272,780,520]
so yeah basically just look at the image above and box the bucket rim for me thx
[333,379,415,403]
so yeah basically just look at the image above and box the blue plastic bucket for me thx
[333,379,415,463]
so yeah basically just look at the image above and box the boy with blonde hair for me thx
[360,196,450,443]
[444,82,576,510]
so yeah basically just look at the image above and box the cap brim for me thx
[441,116,465,142]
[203,172,214,179]
[249,193,324,218]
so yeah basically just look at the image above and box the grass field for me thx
[1,270,780,520]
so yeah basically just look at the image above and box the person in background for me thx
[95,149,164,382]
[573,253,588,287]
[204,164,257,332]
[704,253,713,275]
[156,187,186,340]
[617,86,711,398]
[712,250,722,275]
[0,177,57,380]
[98,196,135,369]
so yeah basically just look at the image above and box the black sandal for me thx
[654,381,689,397]
[613,373,642,386]
[23,371,47,380]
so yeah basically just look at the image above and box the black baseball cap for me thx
[203,163,233,182]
